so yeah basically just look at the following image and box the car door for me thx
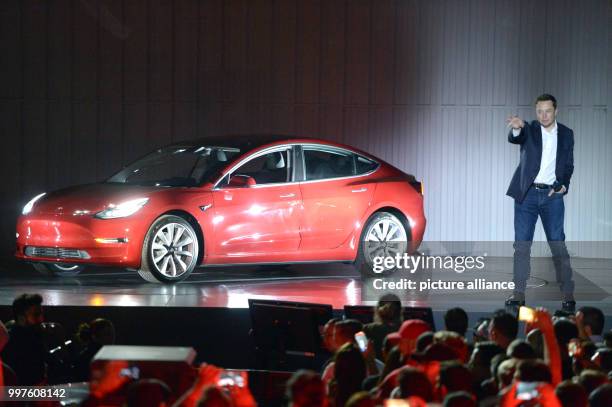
[298,146,377,250]
[210,146,302,260]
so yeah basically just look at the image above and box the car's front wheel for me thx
[32,263,85,277]
[137,215,199,283]
[355,211,409,275]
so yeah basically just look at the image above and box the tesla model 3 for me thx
[15,135,425,283]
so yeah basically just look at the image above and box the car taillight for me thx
[410,181,423,195]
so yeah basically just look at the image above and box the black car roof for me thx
[170,134,307,150]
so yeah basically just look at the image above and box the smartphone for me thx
[354,331,368,352]
[568,339,581,358]
[119,365,140,380]
[384,400,411,407]
[518,306,535,323]
[217,370,245,388]
[516,381,540,400]
[384,398,426,407]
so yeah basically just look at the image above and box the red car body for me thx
[15,136,425,281]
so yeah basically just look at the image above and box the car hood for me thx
[30,183,163,216]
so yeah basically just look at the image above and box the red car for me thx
[15,136,425,283]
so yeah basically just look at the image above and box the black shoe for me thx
[505,293,526,307]
[561,300,576,312]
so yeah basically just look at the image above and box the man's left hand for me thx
[548,185,566,196]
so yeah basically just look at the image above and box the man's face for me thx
[536,100,557,129]
[23,305,44,326]
[322,322,336,352]
[488,321,499,344]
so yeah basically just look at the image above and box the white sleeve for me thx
[512,128,521,137]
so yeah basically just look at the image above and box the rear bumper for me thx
[15,214,147,268]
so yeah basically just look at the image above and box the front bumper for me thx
[15,214,147,268]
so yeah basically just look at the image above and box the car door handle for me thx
[351,188,367,193]
[279,193,295,198]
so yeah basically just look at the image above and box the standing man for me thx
[505,94,576,311]
[1,293,47,384]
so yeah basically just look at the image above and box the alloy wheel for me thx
[54,263,81,272]
[151,222,197,277]
[363,214,408,268]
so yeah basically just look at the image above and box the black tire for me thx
[32,263,85,277]
[354,211,409,276]
[137,215,199,283]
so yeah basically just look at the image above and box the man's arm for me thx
[506,116,528,144]
[526,309,562,386]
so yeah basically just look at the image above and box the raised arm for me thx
[525,308,562,386]
[506,115,528,144]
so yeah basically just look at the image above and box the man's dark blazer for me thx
[506,120,574,203]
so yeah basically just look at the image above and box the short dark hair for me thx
[515,359,552,383]
[334,319,363,342]
[334,343,367,407]
[589,383,612,407]
[444,307,468,336]
[491,311,518,341]
[579,306,605,336]
[535,93,557,109]
[595,348,612,373]
[554,317,579,346]
[12,293,43,320]
[376,293,402,324]
[398,366,434,401]
[507,339,536,359]
[285,370,325,405]
[578,369,608,396]
[471,341,504,367]
[78,318,115,345]
[579,341,599,360]
[439,361,472,393]
[416,331,434,353]
[443,391,476,407]
[555,380,588,407]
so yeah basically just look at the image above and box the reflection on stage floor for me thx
[1,257,611,313]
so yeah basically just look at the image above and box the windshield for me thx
[107,146,241,187]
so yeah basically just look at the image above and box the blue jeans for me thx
[513,186,574,294]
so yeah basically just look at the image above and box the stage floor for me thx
[1,257,611,314]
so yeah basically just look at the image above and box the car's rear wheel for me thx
[137,215,199,283]
[355,211,409,275]
[32,263,85,277]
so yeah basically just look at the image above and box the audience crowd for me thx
[1,292,612,407]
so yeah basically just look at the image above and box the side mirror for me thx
[228,174,256,188]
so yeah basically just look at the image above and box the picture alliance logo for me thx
[371,253,486,274]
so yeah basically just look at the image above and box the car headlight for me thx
[22,192,46,215]
[95,198,149,219]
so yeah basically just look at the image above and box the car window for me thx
[231,149,291,185]
[107,146,241,187]
[355,155,378,175]
[303,148,355,181]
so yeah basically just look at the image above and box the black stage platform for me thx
[1,257,611,368]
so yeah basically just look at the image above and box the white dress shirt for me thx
[512,122,558,185]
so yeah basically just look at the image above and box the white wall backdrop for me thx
[338,0,612,247]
